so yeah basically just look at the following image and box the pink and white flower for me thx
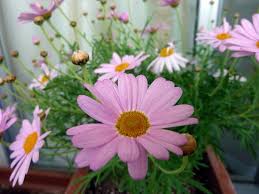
[148,43,188,74]
[226,14,259,61]
[0,105,17,134]
[9,106,50,186]
[94,52,148,81]
[67,74,198,180]
[29,63,58,90]
[18,0,63,23]
[196,18,232,52]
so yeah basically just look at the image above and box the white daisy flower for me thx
[148,43,188,74]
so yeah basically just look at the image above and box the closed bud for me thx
[110,4,116,10]
[38,111,47,121]
[170,0,181,8]
[0,56,3,63]
[40,50,48,58]
[4,75,16,83]
[34,16,44,25]
[100,0,107,5]
[42,12,52,20]
[234,12,240,19]
[209,0,215,5]
[0,78,5,86]
[83,12,88,17]
[71,50,89,66]
[180,133,197,155]
[70,21,77,28]
[10,50,19,58]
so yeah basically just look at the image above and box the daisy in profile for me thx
[196,18,232,52]
[9,106,50,186]
[18,0,63,23]
[94,52,148,81]
[148,42,188,74]
[29,63,58,90]
[226,14,259,61]
[0,105,17,134]
[67,74,197,180]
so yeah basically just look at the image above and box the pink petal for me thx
[67,123,110,135]
[90,137,120,170]
[137,135,169,160]
[148,128,187,146]
[77,95,116,125]
[75,148,98,168]
[127,145,148,180]
[136,75,148,109]
[118,137,140,162]
[72,126,117,149]
[155,117,198,129]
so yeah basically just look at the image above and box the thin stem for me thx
[47,20,73,48]
[176,7,184,52]
[150,156,189,175]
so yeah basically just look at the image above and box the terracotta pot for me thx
[65,146,237,194]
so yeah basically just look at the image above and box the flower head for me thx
[9,106,50,186]
[118,12,129,24]
[226,14,259,61]
[143,23,169,35]
[160,0,181,7]
[94,52,149,81]
[148,43,188,74]
[0,105,17,134]
[29,63,58,90]
[196,18,232,52]
[18,0,63,23]
[67,74,198,180]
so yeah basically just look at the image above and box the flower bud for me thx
[100,0,107,5]
[38,111,47,121]
[209,0,215,5]
[0,56,3,63]
[10,50,19,58]
[0,78,5,86]
[70,21,77,28]
[4,75,16,83]
[71,50,89,66]
[40,50,48,58]
[180,133,197,155]
[42,12,52,20]
[170,0,181,8]
[110,4,116,10]
[34,16,44,25]
[97,14,105,20]
[83,12,88,17]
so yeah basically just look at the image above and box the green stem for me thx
[176,7,184,52]
[47,20,73,48]
[40,26,61,57]
[150,156,188,175]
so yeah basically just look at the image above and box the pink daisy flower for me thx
[226,14,259,61]
[9,106,50,186]
[29,63,58,90]
[160,0,181,7]
[0,105,17,134]
[18,0,63,23]
[67,74,198,180]
[94,52,149,81]
[118,12,129,24]
[196,18,232,52]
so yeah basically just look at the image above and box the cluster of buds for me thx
[71,50,89,66]
[180,133,197,156]
[0,74,16,85]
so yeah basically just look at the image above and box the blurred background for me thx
[0,0,259,193]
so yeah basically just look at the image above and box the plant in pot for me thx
[0,0,258,193]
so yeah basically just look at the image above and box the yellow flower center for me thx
[216,33,232,40]
[115,63,129,72]
[40,75,49,84]
[23,132,38,154]
[116,111,150,137]
[256,41,259,48]
[159,47,174,57]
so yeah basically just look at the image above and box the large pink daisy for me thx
[226,14,259,61]
[67,74,198,180]
[0,105,17,134]
[94,52,149,82]
[196,18,232,52]
[9,106,50,186]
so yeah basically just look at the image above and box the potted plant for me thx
[0,0,258,193]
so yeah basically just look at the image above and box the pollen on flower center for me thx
[256,41,259,48]
[115,63,129,72]
[40,75,49,84]
[159,47,174,57]
[216,33,232,40]
[116,111,150,137]
[23,132,38,154]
